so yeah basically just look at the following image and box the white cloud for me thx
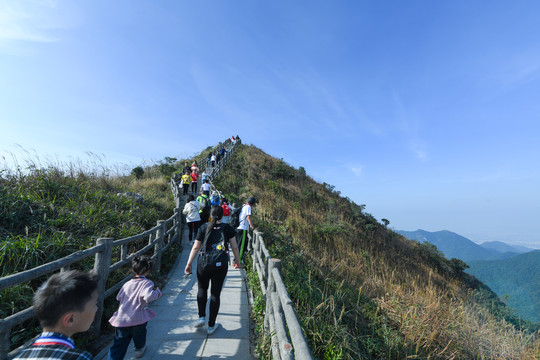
[0,0,72,43]
[393,91,430,162]
[350,164,364,177]
[412,142,429,162]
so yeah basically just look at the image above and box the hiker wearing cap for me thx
[236,197,257,263]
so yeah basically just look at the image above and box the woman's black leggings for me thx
[182,184,189,195]
[191,181,197,193]
[196,264,228,327]
[187,221,200,242]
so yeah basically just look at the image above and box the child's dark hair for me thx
[132,255,153,275]
[187,194,195,202]
[221,197,228,205]
[205,205,224,238]
[33,270,98,328]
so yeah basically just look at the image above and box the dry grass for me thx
[214,144,540,360]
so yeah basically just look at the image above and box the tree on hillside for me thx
[131,166,144,179]
[381,218,390,228]
[158,157,177,176]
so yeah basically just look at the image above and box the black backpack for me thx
[198,195,211,221]
[230,205,246,228]
[198,226,229,270]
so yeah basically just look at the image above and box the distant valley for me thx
[397,229,539,323]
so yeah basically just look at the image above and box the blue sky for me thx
[1,1,540,248]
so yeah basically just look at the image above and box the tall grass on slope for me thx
[1,157,177,351]
[214,144,540,360]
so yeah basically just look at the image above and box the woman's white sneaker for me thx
[194,317,205,328]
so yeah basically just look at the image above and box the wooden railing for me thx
[1,139,314,360]
[0,143,244,359]
[177,140,313,359]
[248,231,314,360]
[0,210,183,360]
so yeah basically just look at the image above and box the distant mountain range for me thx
[397,229,539,323]
[479,241,533,254]
[395,229,534,262]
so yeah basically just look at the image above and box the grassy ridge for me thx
[0,160,181,351]
[0,142,229,352]
[214,144,540,360]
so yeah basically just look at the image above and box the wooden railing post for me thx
[174,207,182,246]
[265,259,281,331]
[266,259,282,359]
[0,320,11,360]
[91,237,113,339]
[154,220,165,274]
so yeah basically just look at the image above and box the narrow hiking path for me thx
[96,227,252,359]
[97,141,254,359]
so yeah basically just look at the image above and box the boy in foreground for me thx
[13,270,99,360]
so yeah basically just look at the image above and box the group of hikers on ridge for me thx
[12,135,255,360]
[176,135,240,197]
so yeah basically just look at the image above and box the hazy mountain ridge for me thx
[395,229,529,262]
[396,229,539,323]
[480,241,534,254]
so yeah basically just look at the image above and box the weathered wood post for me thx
[120,244,128,262]
[174,208,182,246]
[175,194,181,209]
[266,259,282,359]
[0,319,11,360]
[91,237,113,339]
[265,259,280,332]
[154,220,165,274]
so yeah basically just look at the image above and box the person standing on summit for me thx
[236,197,256,264]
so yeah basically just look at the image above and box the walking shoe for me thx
[134,345,146,358]
[194,317,205,328]
[207,323,220,335]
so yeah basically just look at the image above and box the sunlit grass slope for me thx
[214,144,540,360]
[0,155,189,351]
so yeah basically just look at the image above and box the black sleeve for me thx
[195,223,208,242]
[223,224,237,239]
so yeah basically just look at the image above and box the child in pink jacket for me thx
[108,256,162,360]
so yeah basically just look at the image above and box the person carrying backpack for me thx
[196,192,211,223]
[184,206,241,335]
[235,197,257,264]
[183,195,203,244]
[210,192,220,206]
[221,198,235,224]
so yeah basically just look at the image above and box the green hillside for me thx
[0,145,219,352]
[214,144,540,360]
[467,250,540,323]
[2,142,539,359]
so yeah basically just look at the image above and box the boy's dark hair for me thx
[187,194,195,202]
[132,255,153,275]
[33,270,98,328]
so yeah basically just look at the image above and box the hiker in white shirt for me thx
[201,179,211,196]
[236,197,257,263]
[183,195,203,244]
